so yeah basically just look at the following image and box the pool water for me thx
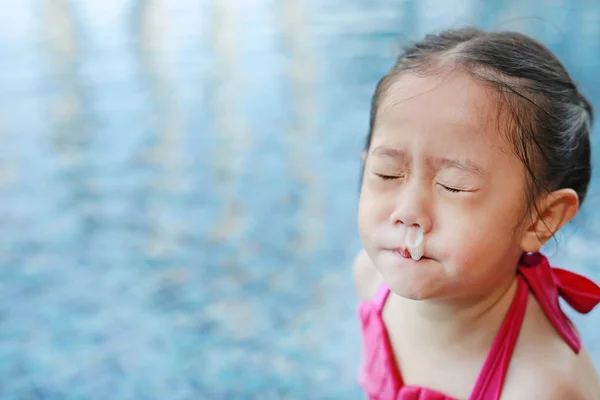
[0,0,599,398]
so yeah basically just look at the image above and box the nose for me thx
[389,179,432,233]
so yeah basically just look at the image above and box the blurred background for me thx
[0,0,599,398]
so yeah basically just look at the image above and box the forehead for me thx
[373,70,511,153]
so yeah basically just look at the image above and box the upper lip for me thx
[389,246,409,252]
[388,246,430,259]
[388,245,414,252]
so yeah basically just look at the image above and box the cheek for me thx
[358,187,391,240]
[441,196,524,270]
[357,193,375,238]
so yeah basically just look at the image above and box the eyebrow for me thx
[371,146,409,161]
[370,146,485,176]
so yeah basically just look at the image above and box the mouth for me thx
[394,248,412,259]
[390,248,430,261]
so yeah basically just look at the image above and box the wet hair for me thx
[364,27,593,215]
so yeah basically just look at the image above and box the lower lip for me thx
[396,249,411,259]
[390,249,430,262]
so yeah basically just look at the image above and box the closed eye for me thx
[442,185,462,193]
[439,184,473,193]
[375,173,399,180]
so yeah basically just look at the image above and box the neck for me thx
[389,272,519,354]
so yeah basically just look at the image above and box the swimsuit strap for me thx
[468,276,529,400]
[518,252,600,353]
[374,282,391,314]
[470,252,600,400]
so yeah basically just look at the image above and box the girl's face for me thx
[358,71,530,301]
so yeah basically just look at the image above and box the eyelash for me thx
[440,185,463,193]
[439,183,465,193]
[375,174,398,180]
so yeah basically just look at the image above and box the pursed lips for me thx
[388,247,429,259]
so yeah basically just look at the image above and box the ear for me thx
[361,151,367,161]
[520,188,579,253]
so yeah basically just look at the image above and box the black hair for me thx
[364,27,593,215]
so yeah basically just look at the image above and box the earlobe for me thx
[361,151,367,161]
[520,188,579,252]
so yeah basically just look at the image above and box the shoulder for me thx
[547,345,600,400]
[352,249,383,301]
[505,359,600,399]
[502,294,600,399]
[547,376,600,400]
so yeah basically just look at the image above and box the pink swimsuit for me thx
[358,252,600,400]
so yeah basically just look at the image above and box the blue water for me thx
[0,0,599,398]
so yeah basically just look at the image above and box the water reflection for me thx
[208,0,248,245]
[139,0,190,260]
[281,0,323,254]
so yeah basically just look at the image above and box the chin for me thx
[375,253,445,300]
[382,272,443,300]
[389,284,438,300]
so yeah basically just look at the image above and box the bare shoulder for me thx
[547,346,600,399]
[504,352,599,399]
[352,249,383,301]
[501,295,600,399]
[503,345,600,399]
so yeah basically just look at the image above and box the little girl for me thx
[353,27,600,399]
